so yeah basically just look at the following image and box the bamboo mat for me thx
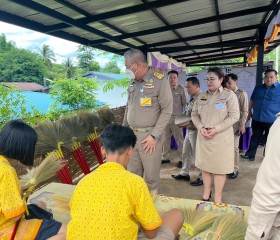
[28,183,250,239]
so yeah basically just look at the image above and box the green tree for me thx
[0,84,42,128]
[0,33,15,52]
[77,45,94,70]
[102,61,121,74]
[63,57,75,78]
[0,48,46,84]
[39,44,56,69]
[49,77,99,111]
[88,61,101,71]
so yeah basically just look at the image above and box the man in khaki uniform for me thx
[123,49,173,191]
[162,70,186,165]
[245,113,280,240]
[225,73,248,179]
[171,77,203,186]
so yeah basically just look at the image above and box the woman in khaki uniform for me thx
[191,67,239,203]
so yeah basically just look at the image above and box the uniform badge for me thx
[140,88,144,93]
[140,98,152,106]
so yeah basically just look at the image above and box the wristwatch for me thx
[151,135,160,141]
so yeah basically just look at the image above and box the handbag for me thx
[175,115,192,128]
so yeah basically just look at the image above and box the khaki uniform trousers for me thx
[234,134,240,171]
[180,129,201,179]
[162,116,184,161]
[127,130,163,191]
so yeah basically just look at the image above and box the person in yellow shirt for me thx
[67,124,184,240]
[0,119,66,240]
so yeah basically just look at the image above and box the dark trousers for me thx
[246,120,273,158]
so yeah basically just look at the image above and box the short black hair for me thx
[0,119,37,166]
[186,76,200,87]
[100,124,137,154]
[168,70,179,76]
[265,69,278,76]
[226,73,238,81]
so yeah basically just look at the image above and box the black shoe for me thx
[202,190,212,201]
[190,178,203,186]
[240,155,255,161]
[162,159,171,164]
[229,171,239,179]
[171,174,190,181]
[177,161,182,168]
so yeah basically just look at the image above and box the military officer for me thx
[171,77,203,186]
[123,49,173,191]
[225,73,248,179]
[245,113,280,240]
[162,70,186,165]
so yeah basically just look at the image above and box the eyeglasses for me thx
[204,78,218,83]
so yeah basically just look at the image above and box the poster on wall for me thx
[193,66,257,98]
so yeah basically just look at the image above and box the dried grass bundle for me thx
[49,194,71,212]
[20,151,65,188]
[97,106,115,128]
[180,208,220,239]
[205,214,247,240]
[75,110,102,135]
[59,115,89,142]
[35,121,73,155]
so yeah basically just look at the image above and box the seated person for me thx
[0,119,66,240]
[67,124,184,240]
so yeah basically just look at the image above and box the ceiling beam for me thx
[0,10,119,54]
[10,0,136,49]
[213,0,223,53]
[54,0,146,46]
[119,5,273,39]
[174,47,245,59]
[187,62,245,66]
[45,0,189,32]
[141,0,199,57]
[151,38,257,53]
[185,53,245,65]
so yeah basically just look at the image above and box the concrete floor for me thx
[159,147,264,206]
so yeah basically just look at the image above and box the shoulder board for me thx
[224,88,230,92]
[237,88,244,93]
[152,68,164,80]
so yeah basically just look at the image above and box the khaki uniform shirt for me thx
[233,87,249,132]
[245,113,280,240]
[191,86,240,133]
[171,85,187,116]
[123,68,173,137]
[185,90,202,130]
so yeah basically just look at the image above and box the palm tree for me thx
[39,44,56,69]
[63,57,75,78]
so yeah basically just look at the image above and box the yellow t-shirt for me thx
[67,162,162,240]
[0,156,42,240]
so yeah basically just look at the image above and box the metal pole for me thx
[276,46,279,72]
[256,28,265,85]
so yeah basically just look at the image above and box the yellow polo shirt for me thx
[67,162,162,240]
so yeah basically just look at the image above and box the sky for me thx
[0,21,115,66]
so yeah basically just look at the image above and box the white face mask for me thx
[125,64,136,80]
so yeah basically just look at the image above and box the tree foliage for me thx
[63,57,76,78]
[0,34,46,84]
[49,77,99,111]
[102,61,121,74]
[0,84,42,128]
[39,44,56,69]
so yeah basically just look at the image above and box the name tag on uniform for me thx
[215,103,225,109]
[140,98,152,106]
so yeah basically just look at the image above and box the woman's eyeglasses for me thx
[204,78,218,83]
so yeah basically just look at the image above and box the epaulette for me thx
[237,88,244,93]
[152,68,164,80]
[224,88,230,91]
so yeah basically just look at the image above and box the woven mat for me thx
[29,183,250,239]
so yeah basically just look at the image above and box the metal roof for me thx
[1,0,280,65]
